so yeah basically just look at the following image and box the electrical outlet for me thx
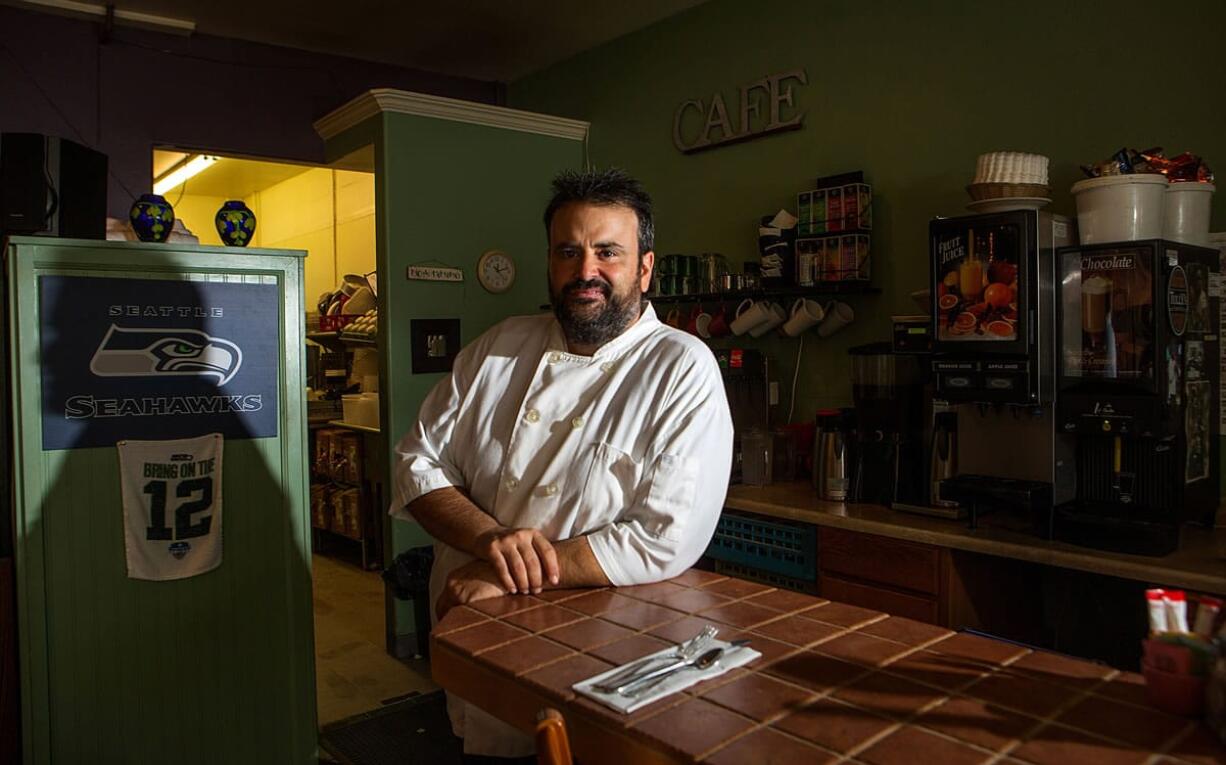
[769,381,779,405]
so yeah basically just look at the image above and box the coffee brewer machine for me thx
[1052,240,1220,555]
[719,349,770,484]
[848,343,929,505]
[928,210,1076,528]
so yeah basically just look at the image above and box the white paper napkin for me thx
[573,639,762,714]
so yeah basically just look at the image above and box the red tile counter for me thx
[430,570,1223,765]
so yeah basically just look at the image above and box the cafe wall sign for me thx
[672,69,807,154]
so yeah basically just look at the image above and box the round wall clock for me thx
[477,250,515,294]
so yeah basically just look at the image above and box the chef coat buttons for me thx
[571,416,585,430]
[600,362,614,373]
[505,477,519,491]
[524,408,541,424]
[543,483,559,496]
[548,352,562,364]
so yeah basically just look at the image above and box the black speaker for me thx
[0,133,107,239]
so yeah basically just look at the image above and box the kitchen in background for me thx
[150,148,420,725]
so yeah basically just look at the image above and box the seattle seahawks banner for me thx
[118,433,223,580]
[38,275,279,449]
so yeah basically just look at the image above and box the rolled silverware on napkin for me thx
[592,625,718,694]
[615,646,725,696]
[575,638,762,714]
[622,641,750,698]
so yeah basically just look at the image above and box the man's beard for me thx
[550,277,643,348]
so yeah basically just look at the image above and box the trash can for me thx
[382,545,435,658]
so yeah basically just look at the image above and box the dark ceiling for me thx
[10,0,709,82]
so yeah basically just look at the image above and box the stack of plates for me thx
[964,186,1051,213]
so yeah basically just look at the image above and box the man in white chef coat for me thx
[390,168,734,762]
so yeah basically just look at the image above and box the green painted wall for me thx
[510,0,1226,422]
[328,111,584,636]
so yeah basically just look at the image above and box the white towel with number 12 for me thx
[118,433,223,581]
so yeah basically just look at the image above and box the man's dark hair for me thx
[543,168,654,257]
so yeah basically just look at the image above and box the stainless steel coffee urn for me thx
[814,408,851,501]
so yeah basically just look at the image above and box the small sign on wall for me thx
[407,265,463,282]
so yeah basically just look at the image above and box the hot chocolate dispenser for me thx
[1053,239,1220,555]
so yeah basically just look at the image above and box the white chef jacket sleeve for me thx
[586,349,733,585]
[387,339,482,521]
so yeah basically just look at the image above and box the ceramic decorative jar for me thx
[215,200,257,247]
[129,193,174,243]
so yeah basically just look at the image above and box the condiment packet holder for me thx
[573,639,761,714]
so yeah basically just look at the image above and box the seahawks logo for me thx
[89,325,243,386]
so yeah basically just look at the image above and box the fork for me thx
[592,624,718,694]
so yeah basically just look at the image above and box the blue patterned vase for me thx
[215,200,257,247]
[129,193,175,243]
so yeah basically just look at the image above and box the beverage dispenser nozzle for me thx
[1111,435,1136,502]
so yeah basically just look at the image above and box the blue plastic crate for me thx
[713,560,817,594]
[704,513,817,582]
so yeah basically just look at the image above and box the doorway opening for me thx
[151,148,435,726]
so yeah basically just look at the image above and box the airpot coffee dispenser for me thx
[929,411,959,508]
[814,408,853,501]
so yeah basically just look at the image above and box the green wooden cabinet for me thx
[7,237,316,764]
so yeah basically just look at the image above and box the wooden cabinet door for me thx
[819,573,940,624]
[819,527,942,595]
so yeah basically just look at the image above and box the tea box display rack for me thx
[795,181,874,285]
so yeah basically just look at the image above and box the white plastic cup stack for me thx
[1164,183,1216,246]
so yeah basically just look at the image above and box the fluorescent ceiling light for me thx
[10,0,196,34]
[153,154,219,196]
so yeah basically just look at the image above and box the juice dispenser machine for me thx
[930,210,1075,404]
[1053,239,1220,555]
[928,211,1076,524]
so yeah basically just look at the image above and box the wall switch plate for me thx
[411,318,460,374]
[769,381,779,405]
[426,333,448,357]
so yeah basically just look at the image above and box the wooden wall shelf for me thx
[649,283,879,304]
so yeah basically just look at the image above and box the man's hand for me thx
[436,560,506,620]
[476,527,560,595]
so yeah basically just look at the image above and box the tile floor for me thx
[312,553,437,725]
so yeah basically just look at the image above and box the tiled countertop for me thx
[431,570,1223,765]
[725,481,1226,595]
